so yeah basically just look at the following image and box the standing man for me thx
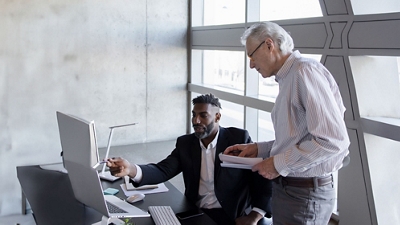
[107,93,272,225]
[224,22,350,225]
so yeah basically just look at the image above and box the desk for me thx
[17,164,217,225]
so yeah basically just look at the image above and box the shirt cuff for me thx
[131,164,143,183]
[274,153,291,177]
[251,207,266,217]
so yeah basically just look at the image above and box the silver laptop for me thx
[65,160,150,218]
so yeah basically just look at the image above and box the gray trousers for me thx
[271,178,336,225]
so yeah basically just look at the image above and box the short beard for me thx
[194,121,214,139]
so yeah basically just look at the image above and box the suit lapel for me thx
[191,135,202,194]
[214,127,228,180]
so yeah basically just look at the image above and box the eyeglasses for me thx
[248,41,265,60]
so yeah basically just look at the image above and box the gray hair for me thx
[241,22,294,55]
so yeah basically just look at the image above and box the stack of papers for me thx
[120,183,169,197]
[219,153,263,169]
[121,177,169,196]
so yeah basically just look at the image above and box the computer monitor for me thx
[56,111,100,170]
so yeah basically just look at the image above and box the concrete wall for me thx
[0,0,188,216]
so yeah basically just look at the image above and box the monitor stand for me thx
[99,123,138,182]
[92,216,125,225]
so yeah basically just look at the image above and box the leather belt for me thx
[273,175,333,188]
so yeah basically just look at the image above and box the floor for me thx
[2,140,339,225]
[0,213,36,225]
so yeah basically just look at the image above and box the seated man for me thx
[106,93,272,225]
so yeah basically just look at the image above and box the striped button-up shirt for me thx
[257,50,350,177]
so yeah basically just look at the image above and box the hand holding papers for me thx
[219,153,263,169]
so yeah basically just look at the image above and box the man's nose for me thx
[249,60,255,69]
[193,116,200,124]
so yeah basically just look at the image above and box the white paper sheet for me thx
[220,163,253,170]
[219,153,263,169]
[219,153,263,165]
[120,183,169,197]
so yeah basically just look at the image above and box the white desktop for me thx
[56,111,137,181]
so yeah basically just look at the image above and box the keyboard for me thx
[106,201,128,213]
[148,206,181,225]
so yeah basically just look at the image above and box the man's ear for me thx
[215,112,221,122]
[266,38,274,50]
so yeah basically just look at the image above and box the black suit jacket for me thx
[134,127,272,220]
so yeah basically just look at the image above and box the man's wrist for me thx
[248,210,264,221]
[130,164,142,182]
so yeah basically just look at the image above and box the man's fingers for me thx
[224,145,238,154]
[237,150,248,157]
[251,163,260,172]
[224,144,248,156]
[110,169,123,177]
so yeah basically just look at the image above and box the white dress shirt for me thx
[257,50,350,178]
[197,130,221,208]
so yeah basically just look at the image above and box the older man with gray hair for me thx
[225,22,350,225]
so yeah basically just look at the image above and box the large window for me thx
[350,55,400,225]
[259,0,322,21]
[364,133,400,225]
[201,0,245,26]
[351,0,400,15]
[258,110,274,141]
[193,50,245,95]
[191,1,400,224]
[350,56,400,120]
[219,100,244,129]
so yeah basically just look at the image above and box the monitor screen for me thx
[56,111,100,170]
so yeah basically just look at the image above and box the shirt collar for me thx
[275,50,301,83]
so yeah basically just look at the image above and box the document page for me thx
[120,183,169,197]
[219,153,263,169]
